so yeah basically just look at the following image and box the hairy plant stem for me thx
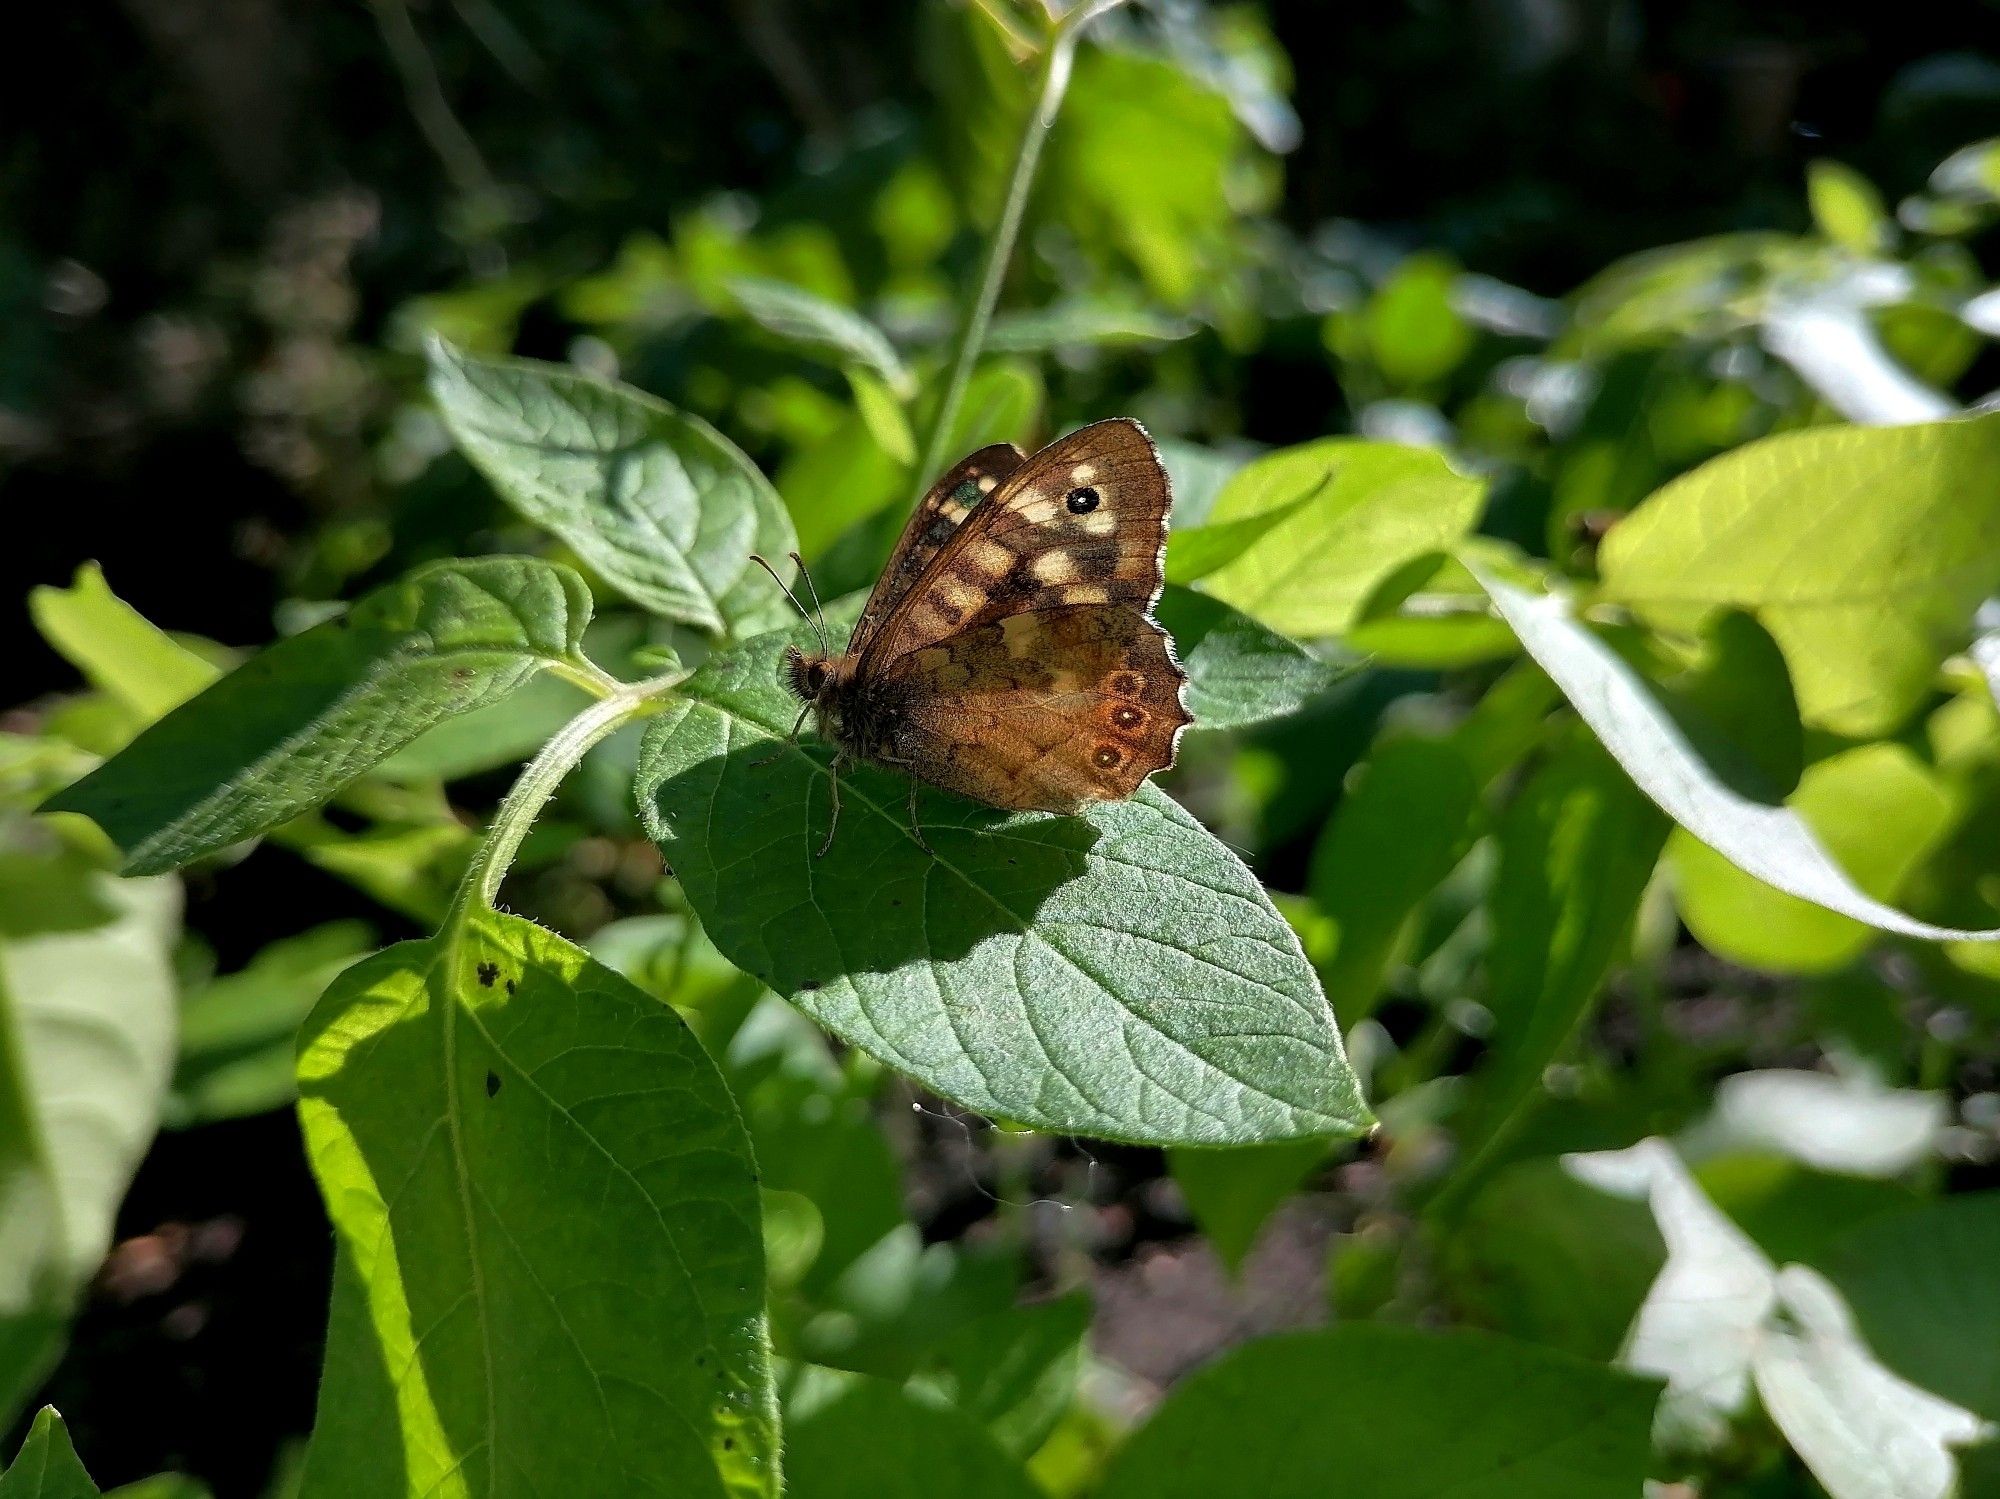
[908,0,1133,500]
[453,669,685,917]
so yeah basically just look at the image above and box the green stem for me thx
[909,0,1132,498]
[452,670,685,916]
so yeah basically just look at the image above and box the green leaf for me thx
[634,617,1371,1147]
[846,369,917,467]
[1436,1158,1663,1362]
[1154,587,1345,732]
[1344,540,1540,669]
[1196,440,1486,638]
[0,842,179,1427]
[1597,414,2000,735]
[783,1373,1041,1499]
[1453,733,1667,1180]
[1168,1137,1328,1273]
[1807,160,1891,255]
[1365,254,1474,388]
[1828,1193,2000,1422]
[427,338,796,636]
[373,669,592,783]
[1094,1327,1659,1499]
[28,564,221,721]
[44,557,591,876]
[1473,571,2000,944]
[1671,745,1957,974]
[1162,493,1313,587]
[295,906,777,1498]
[983,301,1194,354]
[925,1294,1091,1457]
[784,361,1041,560]
[167,921,374,1126]
[1308,736,1481,1018]
[1,1409,102,1499]
[728,276,913,398]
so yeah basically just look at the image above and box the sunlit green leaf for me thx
[1671,745,1957,974]
[1807,160,1891,255]
[1598,414,2000,735]
[0,835,179,1428]
[634,615,1371,1147]
[428,338,796,636]
[1094,1327,1658,1499]
[295,906,777,1498]
[1474,571,2000,944]
[1365,254,1474,388]
[45,557,590,876]
[1,1408,102,1499]
[28,563,221,722]
[1197,440,1486,638]
[784,361,1042,561]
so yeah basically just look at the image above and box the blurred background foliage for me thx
[6,0,2000,1494]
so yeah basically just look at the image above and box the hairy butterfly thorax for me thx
[759,419,1191,855]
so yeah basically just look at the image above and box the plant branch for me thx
[452,670,684,915]
[908,0,1133,500]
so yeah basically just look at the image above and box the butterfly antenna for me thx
[789,551,832,653]
[749,553,826,649]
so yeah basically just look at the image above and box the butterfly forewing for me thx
[883,605,1191,812]
[848,443,1026,657]
[859,420,1172,671]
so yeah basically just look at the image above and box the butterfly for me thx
[759,418,1191,854]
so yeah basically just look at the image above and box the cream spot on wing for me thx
[977,473,999,493]
[1070,462,1098,484]
[938,575,981,611]
[1061,584,1111,605]
[1077,509,1118,536]
[1031,552,1078,584]
[967,537,1013,574]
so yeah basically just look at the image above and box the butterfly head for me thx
[781,644,849,706]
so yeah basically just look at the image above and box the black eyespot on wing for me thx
[1066,486,1101,515]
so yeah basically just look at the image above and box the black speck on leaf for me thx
[475,961,499,987]
[800,979,820,992]
[504,979,516,994]
[485,1071,500,1098]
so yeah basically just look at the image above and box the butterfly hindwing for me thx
[848,443,1026,656]
[859,420,1170,670]
[883,604,1190,812]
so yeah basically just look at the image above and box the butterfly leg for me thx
[817,753,845,858]
[754,704,812,767]
[904,775,934,856]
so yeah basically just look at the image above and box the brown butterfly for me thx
[759,418,1191,853]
